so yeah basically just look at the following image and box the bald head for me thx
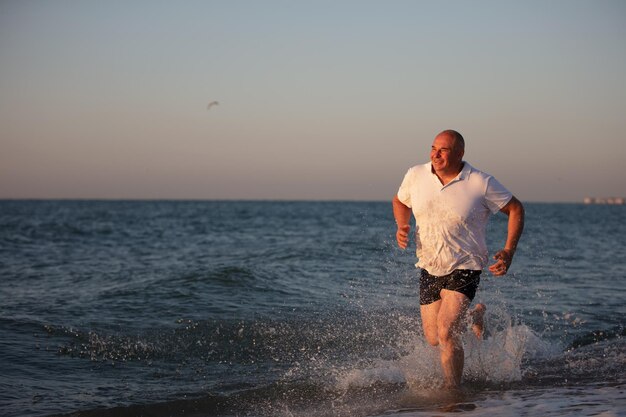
[436,130,465,153]
[430,129,465,178]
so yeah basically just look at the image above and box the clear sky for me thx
[1,0,625,202]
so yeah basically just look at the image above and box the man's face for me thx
[430,134,463,174]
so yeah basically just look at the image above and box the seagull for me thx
[207,101,219,110]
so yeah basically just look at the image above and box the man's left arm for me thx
[489,196,525,276]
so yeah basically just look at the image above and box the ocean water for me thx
[0,200,624,417]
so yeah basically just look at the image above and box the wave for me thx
[95,265,278,303]
[9,304,625,417]
[48,380,406,417]
[45,307,419,366]
[48,336,626,417]
[43,304,625,386]
[178,266,258,287]
[568,325,625,349]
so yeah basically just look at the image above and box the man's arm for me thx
[489,196,525,276]
[392,194,412,249]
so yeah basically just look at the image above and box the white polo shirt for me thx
[397,162,512,276]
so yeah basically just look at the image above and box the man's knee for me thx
[437,325,458,346]
[424,331,439,346]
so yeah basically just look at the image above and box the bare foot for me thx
[470,303,486,339]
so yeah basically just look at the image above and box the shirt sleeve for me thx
[397,168,414,208]
[484,176,513,213]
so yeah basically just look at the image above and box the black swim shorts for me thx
[419,269,481,305]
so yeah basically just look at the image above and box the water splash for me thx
[334,306,557,392]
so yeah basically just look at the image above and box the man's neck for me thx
[432,162,464,186]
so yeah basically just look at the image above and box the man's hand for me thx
[488,249,515,276]
[491,197,524,276]
[396,224,410,249]
[392,195,412,250]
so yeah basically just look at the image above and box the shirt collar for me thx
[458,161,472,181]
[429,161,473,183]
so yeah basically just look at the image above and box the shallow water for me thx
[0,200,624,416]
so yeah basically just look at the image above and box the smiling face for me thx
[430,132,464,178]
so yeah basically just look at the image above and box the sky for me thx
[1,0,625,202]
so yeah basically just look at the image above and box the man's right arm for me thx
[392,195,412,249]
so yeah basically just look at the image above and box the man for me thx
[392,129,524,389]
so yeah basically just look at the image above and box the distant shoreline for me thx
[0,198,622,205]
[583,197,625,205]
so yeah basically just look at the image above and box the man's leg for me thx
[470,303,486,339]
[420,300,442,347]
[436,289,471,388]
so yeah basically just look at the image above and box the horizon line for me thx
[0,197,602,204]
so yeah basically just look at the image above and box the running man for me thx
[392,129,525,388]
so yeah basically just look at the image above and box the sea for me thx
[0,200,624,417]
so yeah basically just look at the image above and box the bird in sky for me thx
[207,101,219,110]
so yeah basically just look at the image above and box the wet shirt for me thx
[397,162,512,276]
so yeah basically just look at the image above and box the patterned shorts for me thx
[419,269,481,305]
